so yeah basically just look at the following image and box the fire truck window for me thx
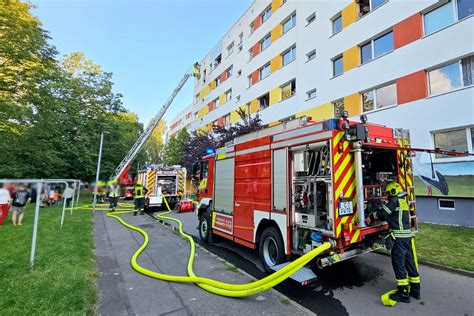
[293,151,307,176]
[200,161,209,179]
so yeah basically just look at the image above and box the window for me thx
[438,199,455,210]
[281,79,296,100]
[224,114,231,125]
[332,14,342,35]
[248,75,252,87]
[227,42,234,56]
[226,65,233,78]
[333,56,343,76]
[225,89,232,102]
[359,0,387,17]
[362,83,397,112]
[213,98,219,108]
[424,1,455,35]
[360,31,394,63]
[428,62,462,95]
[282,46,296,66]
[236,95,241,102]
[261,33,271,51]
[306,12,316,25]
[258,93,270,109]
[260,63,271,79]
[215,77,221,87]
[457,0,474,19]
[213,54,222,69]
[307,49,316,61]
[245,103,251,115]
[261,6,272,23]
[238,32,243,44]
[433,127,473,158]
[250,22,255,33]
[194,93,199,103]
[306,88,317,99]
[283,13,296,33]
[333,99,345,118]
[237,69,242,77]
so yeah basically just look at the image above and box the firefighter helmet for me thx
[385,182,402,196]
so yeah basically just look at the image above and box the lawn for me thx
[0,191,97,314]
[414,222,474,272]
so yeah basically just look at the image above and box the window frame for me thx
[361,82,398,113]
[306,88,317,100]
[306,49,316,62]
[431,126,474,162]
[332,98,345,119]
[360,30,394,64]
[227,42,234,57]
[283,12,297,33]
[261,5,272,23]
[259,62,271,80]
[422,0,474,36]
[282,45,296,66]
[225,89,232,102]
[281,79,296,101]
[438,199,456,210]
[258,92,270,110]
[332,13,343,35]
[260,33,272,51]
[332,55,344,77]
[306,12,316,25]
[427,59,464,96]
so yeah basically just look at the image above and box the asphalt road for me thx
[161,211,474,316]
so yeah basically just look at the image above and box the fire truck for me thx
[137,165,187,210]
[195,115,418,274]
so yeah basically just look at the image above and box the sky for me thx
[33,0,253,126]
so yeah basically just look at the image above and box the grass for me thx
[414,223,474,271]
[0,190,98,315]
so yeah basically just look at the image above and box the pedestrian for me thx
[133,180,147,216]
[53,189,59,206]
[0,183,12,225]
[11,184,31,226]
[366,181,421,304]
[48,188,55,206]
[62,185,75,207]
[108,180,121,212]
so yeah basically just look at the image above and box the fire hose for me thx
[104,196,335,297]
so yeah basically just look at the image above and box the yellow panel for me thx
[271,0,283,13]
[219,93,226,105]
[199,85,211,99]
[230,109,241,123]
[196,104,209,119]
[271,24,283,43]
[342,2,358,28]
[343,46,360,72]
[250,99,259,114]
[296,102,334,121]
[344,93,361,117]
[269,87,281,105]
[268,121,281,127]
[210,80,216,90]
[270,55,282,73]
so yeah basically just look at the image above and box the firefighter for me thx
[133,180,147,216]
[109,180,120,212]
[366,181,421,304]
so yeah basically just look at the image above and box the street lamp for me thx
[92,131,109,211]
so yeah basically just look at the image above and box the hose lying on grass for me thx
[95,198,335,297]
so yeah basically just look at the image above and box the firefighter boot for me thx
[133,211,137,216]
[409,282,421,300]
[389,286,411,303]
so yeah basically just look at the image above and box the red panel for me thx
[396,70,427,105]
[236,136,271,151]
[209,101,216,111]
[235,161,271,179]
[253,15,262,31]
[235,150,271,163]
[251,42,261,59]
[251,69,260,85]
[218,117,225,127]
[393,13,422,49]
[221,71,227,82]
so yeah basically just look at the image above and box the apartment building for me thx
[168,103,193,139]
[170,0,474,225]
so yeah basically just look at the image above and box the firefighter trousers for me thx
[391,237,420,291]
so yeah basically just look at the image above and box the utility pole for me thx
[92,131,107,212]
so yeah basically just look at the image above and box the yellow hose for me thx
[103,196,334,297]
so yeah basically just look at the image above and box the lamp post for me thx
[92,131,108,212]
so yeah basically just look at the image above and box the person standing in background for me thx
[62,185,75,207]
[11,184,31,226]
[0,184,12,225]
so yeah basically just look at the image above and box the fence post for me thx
[76,181,81,208]
[60,191,67,229]
[30,181,43,269]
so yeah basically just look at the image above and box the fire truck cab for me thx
[195,117,416,272]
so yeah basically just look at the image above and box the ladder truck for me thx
[112,62,200,193]
[194,113,473,284]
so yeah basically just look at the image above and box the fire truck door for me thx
[214,158,235,215]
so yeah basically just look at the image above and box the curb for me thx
[374,250,474,278]
[146,213,316,316]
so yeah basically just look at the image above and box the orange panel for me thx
[221,71,227,82]
[251,69,259,85]
[252,42,261,58]
[393,13,422,49]
[253,15,262,31]
[396,70,427,105]
[209,100,216,111]
[218,116,224,127]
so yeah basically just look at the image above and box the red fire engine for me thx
[195,116,418,273]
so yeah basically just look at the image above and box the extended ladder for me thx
[113,64,200,181]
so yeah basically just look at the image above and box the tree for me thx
[163,128,190,166]
[142,119,167,164]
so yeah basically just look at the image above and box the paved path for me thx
[93,211,312,316]
[169,211,474,316]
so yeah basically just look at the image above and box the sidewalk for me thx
[93,211,311,316]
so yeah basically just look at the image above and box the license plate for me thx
[339,201,353,216]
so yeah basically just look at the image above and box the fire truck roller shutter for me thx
[214,158,235,215]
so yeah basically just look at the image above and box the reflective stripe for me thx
[409,276,420,283]
[396,278,409,286]
[383,205,392,214]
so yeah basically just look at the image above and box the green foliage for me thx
[0,2,143,181]
[163,128,190,166]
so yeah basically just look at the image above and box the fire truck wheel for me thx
[259,227,285,273]
[198,212,212,243]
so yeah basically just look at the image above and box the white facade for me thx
[168,103,193,139]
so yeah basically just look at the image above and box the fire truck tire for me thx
[259,227,286,273]
[198,212,212,243]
